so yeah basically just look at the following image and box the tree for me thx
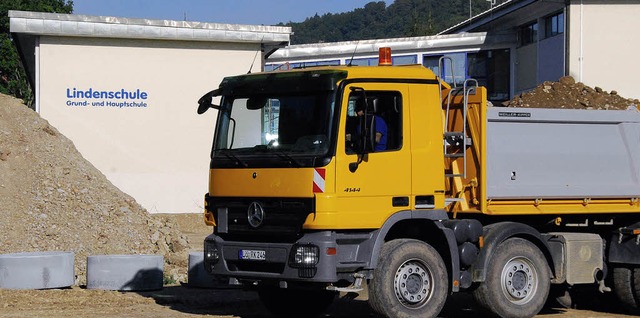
[285,0,496,45]
[0,0,73,106]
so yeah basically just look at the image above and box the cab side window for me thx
[345,91,402,153]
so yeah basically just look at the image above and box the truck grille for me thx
[210,197,314,242]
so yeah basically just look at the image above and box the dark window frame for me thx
[519,21,539,47]
[544,11,565,39]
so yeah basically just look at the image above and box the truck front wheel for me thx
[473,237,550,318]
[369,239,448,318]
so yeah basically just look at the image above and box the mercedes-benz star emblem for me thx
[247,202,265,228]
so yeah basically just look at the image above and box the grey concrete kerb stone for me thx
[0,251,75,289]
[188,251,218,288]
[86,254,163,291]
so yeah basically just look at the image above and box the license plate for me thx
[239,249,266,261]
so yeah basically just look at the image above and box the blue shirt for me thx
[374,115,387,151]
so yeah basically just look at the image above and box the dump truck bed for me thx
[486,107,640,200]
[443,87,640,215]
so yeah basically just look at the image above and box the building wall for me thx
[568,0,640,99]
[538,33,565,83]
[515,43,537,92]
[38,36,260,213]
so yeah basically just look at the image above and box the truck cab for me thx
[200,62,459,317]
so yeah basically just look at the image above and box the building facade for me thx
[441,0,640,100]
[267,0,640,101]
[10,10,291,213]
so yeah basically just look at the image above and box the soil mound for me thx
[0,93,190,285]
[502,76,639,110]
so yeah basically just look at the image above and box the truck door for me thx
[334,83,412,229]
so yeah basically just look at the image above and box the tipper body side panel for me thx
[447,99,640,215]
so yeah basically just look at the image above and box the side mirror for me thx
[247,96,268,110]
[197,89,221,114]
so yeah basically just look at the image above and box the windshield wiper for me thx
[218,150,248,167]
[274,150,303,167]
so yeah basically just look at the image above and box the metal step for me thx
[444,132,472,147]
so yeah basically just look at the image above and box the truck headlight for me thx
[289,244,319,278]
[289,244,319,267]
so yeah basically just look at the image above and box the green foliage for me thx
[0,0,73,105]
[285,0,505,45]
[163,274,177,286]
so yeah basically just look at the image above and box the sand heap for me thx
[0,93,190,285]
[502,76,639,110]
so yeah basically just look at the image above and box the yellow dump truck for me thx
[197,48,640,318]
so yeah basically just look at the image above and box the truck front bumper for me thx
[204,231,339,283]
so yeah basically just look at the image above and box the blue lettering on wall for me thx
[65,87,149,108]
[66,88,149,100]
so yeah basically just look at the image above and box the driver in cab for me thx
[346,98,387,152]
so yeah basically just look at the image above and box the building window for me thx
[423,53,467,86]
[467,49,511,101]
[545,12,564,38]
[423,55,442,77]
[351,55,416,66]
[350,57,379,66]
[519,22,538,46]
[392,55,417,65]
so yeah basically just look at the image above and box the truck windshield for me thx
[212,92,335,168]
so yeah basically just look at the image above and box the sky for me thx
[72,0,392,26]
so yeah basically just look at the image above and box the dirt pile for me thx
[0,93,190,285]
[502,76,639,110]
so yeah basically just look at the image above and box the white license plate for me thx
[239,249,266,261]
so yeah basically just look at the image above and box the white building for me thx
[10,10,291,213]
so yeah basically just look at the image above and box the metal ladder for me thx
[440,60,478,179]
[437,57,478,208]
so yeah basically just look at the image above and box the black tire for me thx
[257,287,336,318]
[472,238,551,318]
[613,266,640,314]
[368,239,448,318]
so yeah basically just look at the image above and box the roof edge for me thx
[9,10,291,44]
[8,10,291,34]
[267,32,519,61]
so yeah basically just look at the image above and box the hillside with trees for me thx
[282,0,506,44]
[1,0,73,106]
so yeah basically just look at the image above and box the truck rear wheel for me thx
[257,287,335,317]
[368,239,448,318]
[472,238,550,318]
[613,266,640,314]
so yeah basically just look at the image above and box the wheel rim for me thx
[500,256,538,305]
[393,258,433,308]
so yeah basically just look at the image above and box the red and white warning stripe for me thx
[313,168,326,193]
